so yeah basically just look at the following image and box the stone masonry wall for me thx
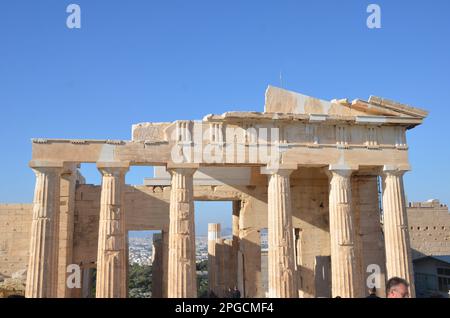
[407,200,450,259]
[0,204,32,277]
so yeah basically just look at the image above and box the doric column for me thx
[25,164,62,298]
[167,167,197,298]
[208,223,221,295]
[328,168,358,298]
[152,233,163,298]
[382,167,415,297]
[95,163,128,298]
[265,167,298,298]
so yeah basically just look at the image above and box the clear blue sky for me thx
[1,1,449,233]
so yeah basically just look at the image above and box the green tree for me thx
[128,263,152,298]
[196,260,208,271]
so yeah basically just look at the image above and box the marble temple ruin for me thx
[0,86,429,298]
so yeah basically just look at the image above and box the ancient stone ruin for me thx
[0,86,429,298]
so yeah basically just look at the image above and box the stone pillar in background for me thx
[167,167,197,298]
[152,233,163,298]
[265,167,298,298]
[328,168,358,298]
[215,238,225,297]
[57,164,79,298]
[208,223,221,295]
[25,163,62,298]
[238,227,261,298]
[231,201,240,289]
[382,167,415,297]
[95,163,128,298]
[161,230,169,297]
[81,266,94,298]
[223,239,233,294]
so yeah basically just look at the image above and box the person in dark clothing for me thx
[209,291,218,298]
[366,287,380,298]
[232,286,241,298]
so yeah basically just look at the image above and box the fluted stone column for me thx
[95,163,128,298]
[26,165,62,298]
[266,168,298,298]
[152,233,163,298]
[208,223,221,295]
[382,167,415,297]
[328,168,358,298]
[167,167,197,298]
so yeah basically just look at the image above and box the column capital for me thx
[260,163,297,175]
[382,164,410,176]
[329,163,358,172]
[166,163,199,170]
[29,160,65,173]
[97,161,129,176]
[326,164,358,179]
[60,163,80,177]
[166,163,198,177]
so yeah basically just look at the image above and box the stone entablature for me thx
[31,86,426,170]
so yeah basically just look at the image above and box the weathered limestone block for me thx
[382,168,415,297]
[25,166,62,298]
[167,168,197,298]
[95,164,128,298]
[328,169,358,298]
